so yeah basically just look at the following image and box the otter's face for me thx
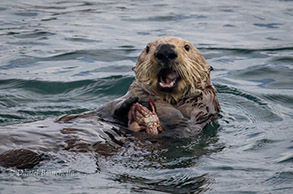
[134,37,211,98]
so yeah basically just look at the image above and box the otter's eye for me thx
[146,46,150,54]
[184,45,190,51]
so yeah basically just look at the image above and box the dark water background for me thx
[0,0,292,193]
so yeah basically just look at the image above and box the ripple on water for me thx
[244,138,280,151]
[216,84,282,123]
[231,65,293,89]
[262,94,293,108]
[47,49,138,62]
[113,170,209,194]
[0,76,133,125]
[265,171,293,192]
[14,31,55,39]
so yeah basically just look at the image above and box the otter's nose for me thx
[154,44,177,63]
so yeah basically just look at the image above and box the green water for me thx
[0,0,292,193]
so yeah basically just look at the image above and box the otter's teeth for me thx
[159,82,168,87]
[170,80,175,86]
[159,80,176,88]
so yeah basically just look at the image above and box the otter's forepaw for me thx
[113,96,139,123]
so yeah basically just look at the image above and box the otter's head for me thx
[133,37,213,102]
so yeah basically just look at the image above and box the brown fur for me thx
[132,37,213,104]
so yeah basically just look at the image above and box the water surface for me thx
[0,0,292,193]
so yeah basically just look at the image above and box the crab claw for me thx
[157,125,163,132]
[128,103,142,132]
[149,98,156,113]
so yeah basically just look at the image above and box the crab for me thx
[127,98,163,135]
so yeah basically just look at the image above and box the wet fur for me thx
[133,37,212,104]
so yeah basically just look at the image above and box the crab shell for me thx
[128,99,162,135]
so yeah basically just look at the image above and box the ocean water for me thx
[0,0,292,193]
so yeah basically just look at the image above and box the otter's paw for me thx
[113,97,139,123]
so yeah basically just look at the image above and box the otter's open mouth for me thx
[157,69,180,92]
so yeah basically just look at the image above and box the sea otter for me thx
[96,37,220,135]
[0,37,220,169]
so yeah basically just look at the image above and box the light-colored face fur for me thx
[133,37,213,103]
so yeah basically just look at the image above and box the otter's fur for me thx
[98,37,220,133]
